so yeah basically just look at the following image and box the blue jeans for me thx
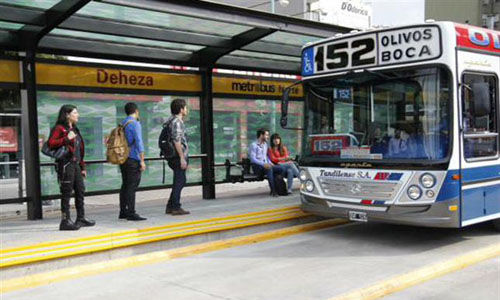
[252,164,285,194]
[167,158,187,210]
[280,162,299,192]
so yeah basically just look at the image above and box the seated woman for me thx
[268,133,300,194]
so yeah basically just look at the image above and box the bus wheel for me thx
[492,219,500,231]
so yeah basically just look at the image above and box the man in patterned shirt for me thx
[165,98,190,215]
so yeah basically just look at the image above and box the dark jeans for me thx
[167,158,187,210]
[251,163,285,194]
[120,158,142,216]
[57,161,85,217]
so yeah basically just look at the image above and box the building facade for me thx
[425,0,499,30]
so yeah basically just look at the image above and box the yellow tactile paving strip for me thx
[1,219,349,294]
[0,205,308,268]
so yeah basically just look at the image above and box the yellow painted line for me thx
[1,208,303,259]
[328,243,500,300]
[0,206,307,268]
[0,209,307,267]
[0,219,348,294]
[1,205,299,255]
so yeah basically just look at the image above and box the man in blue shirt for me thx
[119,102,147,221]
[249,128,284,197]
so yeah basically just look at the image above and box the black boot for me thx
[59,212,80,231]
[75,217,95,227]
[75,207,95,227]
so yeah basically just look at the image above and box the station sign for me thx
[212,77,303,97]
[302,25,442,76]
[0,60,20,83]
[36,64,202,92]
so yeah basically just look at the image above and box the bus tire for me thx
[492,219,500,232]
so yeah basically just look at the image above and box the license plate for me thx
[348,211,367,222]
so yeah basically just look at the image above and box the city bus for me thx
[281,22,500,229]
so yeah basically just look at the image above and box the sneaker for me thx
[171,208,190,215]
[165,207,173,214]
[127,214,147,221]
[118,212,127,219]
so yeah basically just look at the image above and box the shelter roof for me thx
[0,0,351,74]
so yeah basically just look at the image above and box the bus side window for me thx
[462,73,498,159]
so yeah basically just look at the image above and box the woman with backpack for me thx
[268,133,300,194]
[47,105,95,231]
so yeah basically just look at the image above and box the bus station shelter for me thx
[0,0,350,219]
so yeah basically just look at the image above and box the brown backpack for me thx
[106,120,134,165]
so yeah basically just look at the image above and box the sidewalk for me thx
[0,181,302,249]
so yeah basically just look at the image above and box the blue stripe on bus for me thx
[388,173,403,181]
[462,165,500,184]
[461,165,500,222]
[436,170,460,202]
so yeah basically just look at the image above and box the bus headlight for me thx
[299,170,307,182]
[305,180,315,192]
[407,185,422,200]
[420,173,436,188]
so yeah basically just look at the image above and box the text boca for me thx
[97,69,154,86]
[378,28,439,64]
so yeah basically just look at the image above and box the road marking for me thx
[0,219,349,294]
[328,242,500,300]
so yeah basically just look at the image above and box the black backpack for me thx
[158,119,177,160]
[274,173,288,196]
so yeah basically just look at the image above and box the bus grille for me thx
[318,178,401,201]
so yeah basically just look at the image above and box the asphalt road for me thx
[4,221,500,300]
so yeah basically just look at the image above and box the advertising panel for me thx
[0,127,18,153]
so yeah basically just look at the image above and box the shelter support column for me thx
[21,51,42,220]
[200,67,215,199]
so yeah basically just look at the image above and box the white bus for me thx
[281,22,500,229]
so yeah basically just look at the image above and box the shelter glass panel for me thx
[37,91,201,196]
[229,50,301,63]
[50,29,203,51]
[0,88,22,200]
[212,97,303,181]
[0,21,24,31]
[77,2,252,37]
[0,0,59,10]
[260,32,322,46]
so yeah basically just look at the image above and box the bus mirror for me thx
[280,80,304,130]
[472,82,490,117]
[281,88,290,128]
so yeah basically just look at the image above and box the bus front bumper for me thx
[301,194,460,228]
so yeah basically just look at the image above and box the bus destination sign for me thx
[302,26,441,76]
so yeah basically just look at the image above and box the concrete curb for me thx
[1,205,306,268]
[0,219,349,294]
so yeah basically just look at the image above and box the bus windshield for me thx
[303,66,451,165]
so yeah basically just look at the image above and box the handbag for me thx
[41,141,69,160]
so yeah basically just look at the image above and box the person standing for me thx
[165,98,190,215]
[249,128,284,197]
[268,133,299,194]
[48,105,95,231]
[119,102,147,221]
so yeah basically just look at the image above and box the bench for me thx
[224,158,266,183]
[224,156,300,184]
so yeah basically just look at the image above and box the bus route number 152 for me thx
[315,34,376,72]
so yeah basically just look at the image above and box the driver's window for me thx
[462,73,498,159]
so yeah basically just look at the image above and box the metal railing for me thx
[0,154,240,204]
